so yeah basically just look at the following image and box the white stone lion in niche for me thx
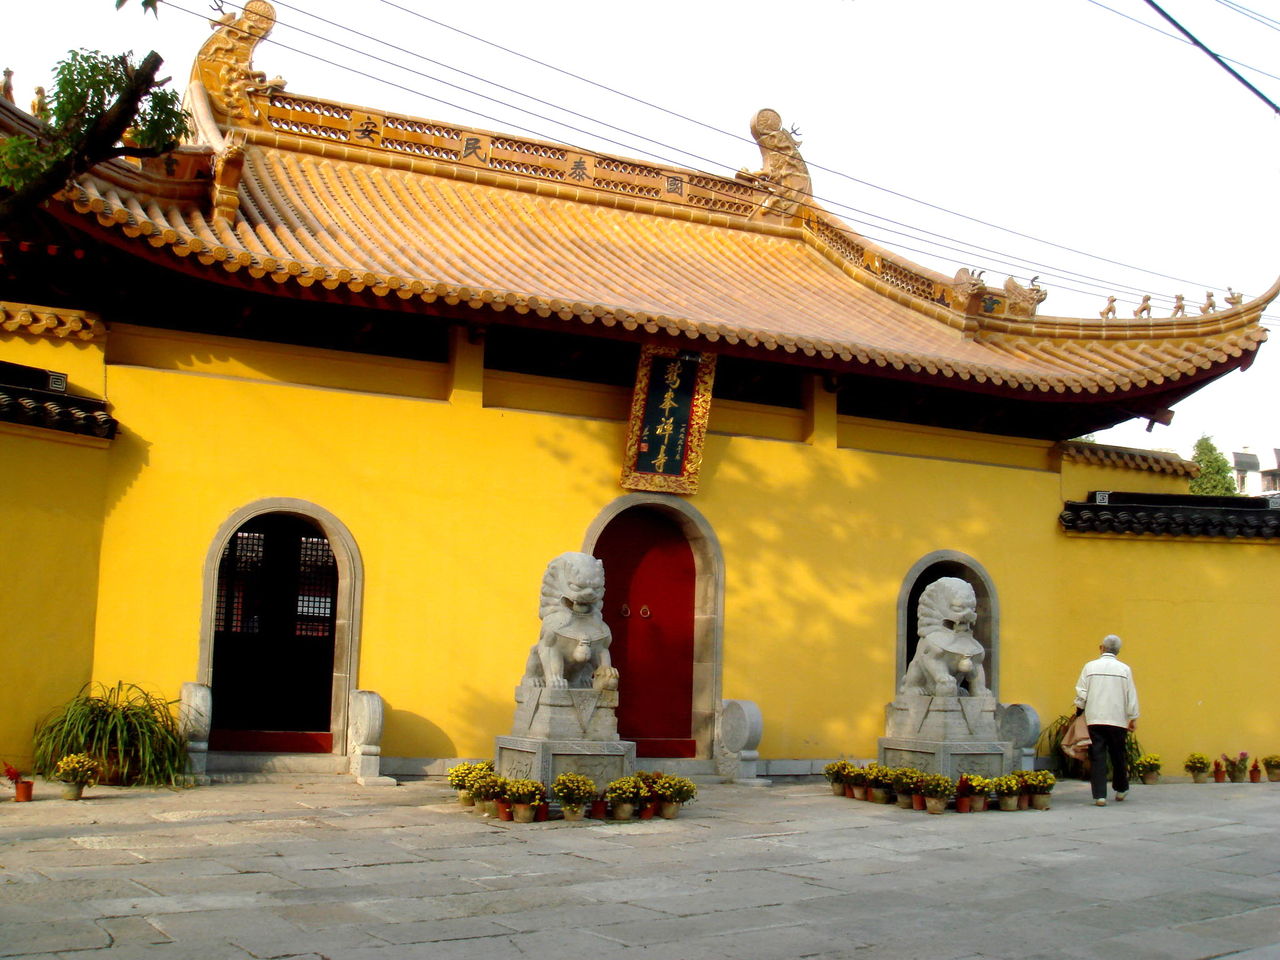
[899,577,991,698]
[520,552,619,690]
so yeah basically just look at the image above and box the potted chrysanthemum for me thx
[917,773,954,814]
[1132,754,1161,786]
[603,775,647,820]
[503,778,545,822]
[652,774,697,819]
[550,772,597,821]
[1183,753,1210,784]
[53,753,101,800]
[1262,756,1280,783]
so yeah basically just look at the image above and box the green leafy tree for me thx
[1189,434,1239,496]
[0,0,187,229]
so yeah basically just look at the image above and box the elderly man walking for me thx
[1074,634,1140,807]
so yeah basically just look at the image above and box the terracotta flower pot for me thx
[496,800,513,821]
[14,780,33,802]
[924,796,946,815]
[610,801,635,821]
[955,796,971,814]
[1017,793,1030,810]
[1249,769,1261,783]
[911,793,926,811]
[512,803,535,823]
[970,794,989,812]
[535,802,549,822]
[842,784,854,798]
[589,799,608,819]
[659,801,681,819]
[1214,771,1227,783]
[639,800,658,820]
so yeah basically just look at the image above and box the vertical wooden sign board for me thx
[620,346,716,495]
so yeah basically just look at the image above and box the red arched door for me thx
[594,508,696,758]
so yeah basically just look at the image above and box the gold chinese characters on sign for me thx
[620,346,716,495]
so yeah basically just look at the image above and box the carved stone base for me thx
[881,695,1013,778]
[496,736,635,785]
[878,736,1015,779]
[884,695,998,741]
[511,685,621,741]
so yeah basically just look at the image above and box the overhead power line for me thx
[1140,0,1280,115]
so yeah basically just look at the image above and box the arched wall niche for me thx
[896,550,1000,699]
[198,498,364,754]
[582,493,724,761]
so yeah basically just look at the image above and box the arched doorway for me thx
[897,550,999,698]
[200,499,363,755]
[593,507,698,758]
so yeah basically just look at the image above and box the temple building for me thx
[2,3,1276,778]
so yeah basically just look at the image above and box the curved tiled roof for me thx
[1059,440,1198,477]
[2,1,1272,406]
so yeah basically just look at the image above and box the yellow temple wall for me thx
[0,334,108,767]
[4,321,1276,770]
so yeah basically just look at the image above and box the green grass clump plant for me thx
[33,682,189,786]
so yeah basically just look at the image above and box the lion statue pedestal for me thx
[877,577,1015,779]
[495,552,636,785]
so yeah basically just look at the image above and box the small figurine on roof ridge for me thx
[738,108,812,220]
[2,68,13,105]
[1170,294,1186,318]
[1099,296,1116,320]
[1003,275,1047,318]
[1133,295,1151,319]
[1225,288,1244,308]
[1201,291,1217,314]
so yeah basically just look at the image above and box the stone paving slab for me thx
[0,777,1277,958]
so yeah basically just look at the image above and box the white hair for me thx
[1101,634,1122,654]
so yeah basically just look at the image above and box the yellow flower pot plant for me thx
[1132,754,1161,785]
[550,772,597,821]
[52,753,100,800]
[503,778,545,823]
[1183,752,1210,784]
[1262,756,1280,783]
[1023,770,1056,809]
[652,774,697,818]
[917,773,954,814]
[603,775,647,820]
[991,775,1022,811]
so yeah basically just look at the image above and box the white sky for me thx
[4,0,1278,461]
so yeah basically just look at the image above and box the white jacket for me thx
[1074,653,1139,728]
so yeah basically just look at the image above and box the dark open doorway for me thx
[209,513,337,752]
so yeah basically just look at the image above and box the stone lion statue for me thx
[520,552,619,690]
[898,577,990,699]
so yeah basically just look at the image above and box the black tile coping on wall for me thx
[0,359,117,439]
[1061,490,1280,539]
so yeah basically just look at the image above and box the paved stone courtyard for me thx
[1,776,1277,959]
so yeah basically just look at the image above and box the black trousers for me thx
[1087,723,1130,799]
